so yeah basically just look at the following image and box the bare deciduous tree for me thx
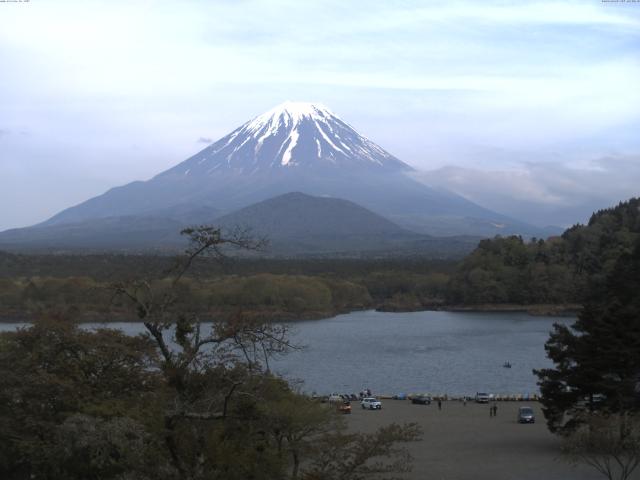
[562,414,640,480]
[111,226,296,477]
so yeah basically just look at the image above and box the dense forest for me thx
[447,198,640,306]
[0,198,638,321]
[0,253,457,320]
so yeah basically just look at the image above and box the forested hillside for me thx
[1,198,638,319]
[0,257,456,321]
[447,198,640,305]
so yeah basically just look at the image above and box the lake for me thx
[273,310,572,396]
[0,310,573,396]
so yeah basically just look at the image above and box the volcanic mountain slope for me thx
[41,102,414,226]
[165,101,411,175]
[8,101,550,243]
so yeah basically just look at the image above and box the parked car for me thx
[475,392,490,403]
[337,401,352,414]
[517,406,535,423]
[361,397,382,410]
[411,395,432,405]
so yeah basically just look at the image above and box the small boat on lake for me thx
[503,362,512,368]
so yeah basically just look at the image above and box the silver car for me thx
[517,406,535,423]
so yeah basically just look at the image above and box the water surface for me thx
[271,310,572,396]
[0,310,573,396]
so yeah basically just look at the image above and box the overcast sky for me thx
[1,0,639,230]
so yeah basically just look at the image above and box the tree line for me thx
[0,269,452,321]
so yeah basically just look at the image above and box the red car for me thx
[337,401,352,414]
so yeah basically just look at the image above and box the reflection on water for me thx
[0,310,573,396]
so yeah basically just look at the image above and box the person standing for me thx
[493,404,498,417]
[437,399,442,410]
[489,405,493,417]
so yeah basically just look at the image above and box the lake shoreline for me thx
[0,303,581,323]
[377,303,581,317]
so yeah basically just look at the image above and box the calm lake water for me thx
[273,310,573,396]
[0,310,573,396]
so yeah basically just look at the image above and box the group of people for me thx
[430,398,499,416]
[358,388,372,399]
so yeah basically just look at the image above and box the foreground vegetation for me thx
[0,227,421,480]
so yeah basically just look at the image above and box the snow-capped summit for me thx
[162,101,411,176]
[247,101,334,130]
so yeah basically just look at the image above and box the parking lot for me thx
[345,399,604,480]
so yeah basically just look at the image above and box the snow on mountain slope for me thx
[160,101,411,176]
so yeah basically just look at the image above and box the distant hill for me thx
[0,216,187,253]
[0,192,480,257]
[215,192,480,256]
[0,203,222,253]
[217,192,407,238]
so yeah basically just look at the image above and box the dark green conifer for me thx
[535,240,640,434]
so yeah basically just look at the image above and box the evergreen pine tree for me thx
[535,240,640,434]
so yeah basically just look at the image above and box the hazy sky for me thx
[1,0,639,230]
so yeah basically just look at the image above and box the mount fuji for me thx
[0,102,554,253]
[165,101,411,175]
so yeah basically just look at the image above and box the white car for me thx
[475,392,490,403]
[361,397,382,410]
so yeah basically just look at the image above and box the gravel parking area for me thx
[346,400,605,480]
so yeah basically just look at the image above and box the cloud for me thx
[414,155,640,227]
[0,129,9,138]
